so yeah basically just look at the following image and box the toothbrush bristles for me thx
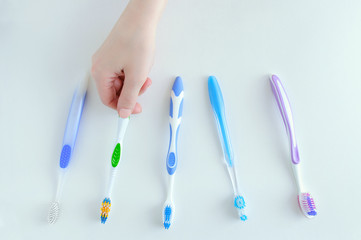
[48,201,60,224]
[298,193,317,218]
[163,205,173,229]
[234,195,247,221]
[100,198,111,224]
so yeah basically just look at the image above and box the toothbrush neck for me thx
[292,164,304,192]
[117,117,129,140]
[167,175,175,199]
[55,170,67,201]
[227,165,240,196]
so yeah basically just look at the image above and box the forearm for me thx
[119,0,167,30]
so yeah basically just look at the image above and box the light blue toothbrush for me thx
[163,76,184,229]
[48,73,89,224]
[208,76,247,221]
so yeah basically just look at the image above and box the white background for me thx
[1,0,361,239]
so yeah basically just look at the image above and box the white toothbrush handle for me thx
[166,77,184,176]
[106,117,129,197]
[116,117,129,143]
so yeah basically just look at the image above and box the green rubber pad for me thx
[111,143,121,167]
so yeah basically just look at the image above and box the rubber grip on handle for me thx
[60,145,71,168]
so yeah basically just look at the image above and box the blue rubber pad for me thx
[178,99,183,118]
[172,76,183,97]
[167,152,177,175]
[169,98,173,118]
[59,144,71,168]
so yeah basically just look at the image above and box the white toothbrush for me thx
[100,116,129,223]
[162,76,184,229]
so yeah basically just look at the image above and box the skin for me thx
[91,0,167,118]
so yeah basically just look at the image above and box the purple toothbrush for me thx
[270,74,317,218]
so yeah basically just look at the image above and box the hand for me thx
[91,0,167,118]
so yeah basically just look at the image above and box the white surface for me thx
[1,0,361,239]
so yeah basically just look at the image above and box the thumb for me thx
[117,73,145,118]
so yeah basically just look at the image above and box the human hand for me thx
[91,0,167,118]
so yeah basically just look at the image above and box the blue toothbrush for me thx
[162,76,184,229]
[208,76,247,221]
[48,73,89,224]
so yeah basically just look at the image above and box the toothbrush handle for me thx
[208,76,234,167]
[59,74,89,169]
[111,117,129,168]
[166,77,184,175]
[270,75,300,164]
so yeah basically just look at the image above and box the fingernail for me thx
[118,109,131,118]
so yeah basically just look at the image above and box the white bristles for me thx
[48,202,60,224]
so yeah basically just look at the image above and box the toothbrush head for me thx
[298,192,317,218]
[234,195,247,221]
[163,203,175,229]
[48,201,60,224]
[100,198,111,224]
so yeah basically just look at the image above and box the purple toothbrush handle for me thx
[270,75,300,165]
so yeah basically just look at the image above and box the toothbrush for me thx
[162,76,184,229]
[269,74,317,218]
[207,76,247,221]
[100,116,129,224]
[48,73,89,224]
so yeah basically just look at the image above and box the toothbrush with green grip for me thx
[208,76,247,221]
[100,116,129,224]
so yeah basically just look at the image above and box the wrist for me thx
[121,0,167,30]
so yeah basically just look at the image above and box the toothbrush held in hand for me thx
[100,116,129,224]
[48,73,89,224]
[269,74,317,218]
[163,76,184,229]
[208,76,247,221]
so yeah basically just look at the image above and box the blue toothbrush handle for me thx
[59,75,88,169]
[166,76,184,175]
[208,76,234,167]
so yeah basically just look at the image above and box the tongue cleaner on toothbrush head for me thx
[270,74,317,218]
